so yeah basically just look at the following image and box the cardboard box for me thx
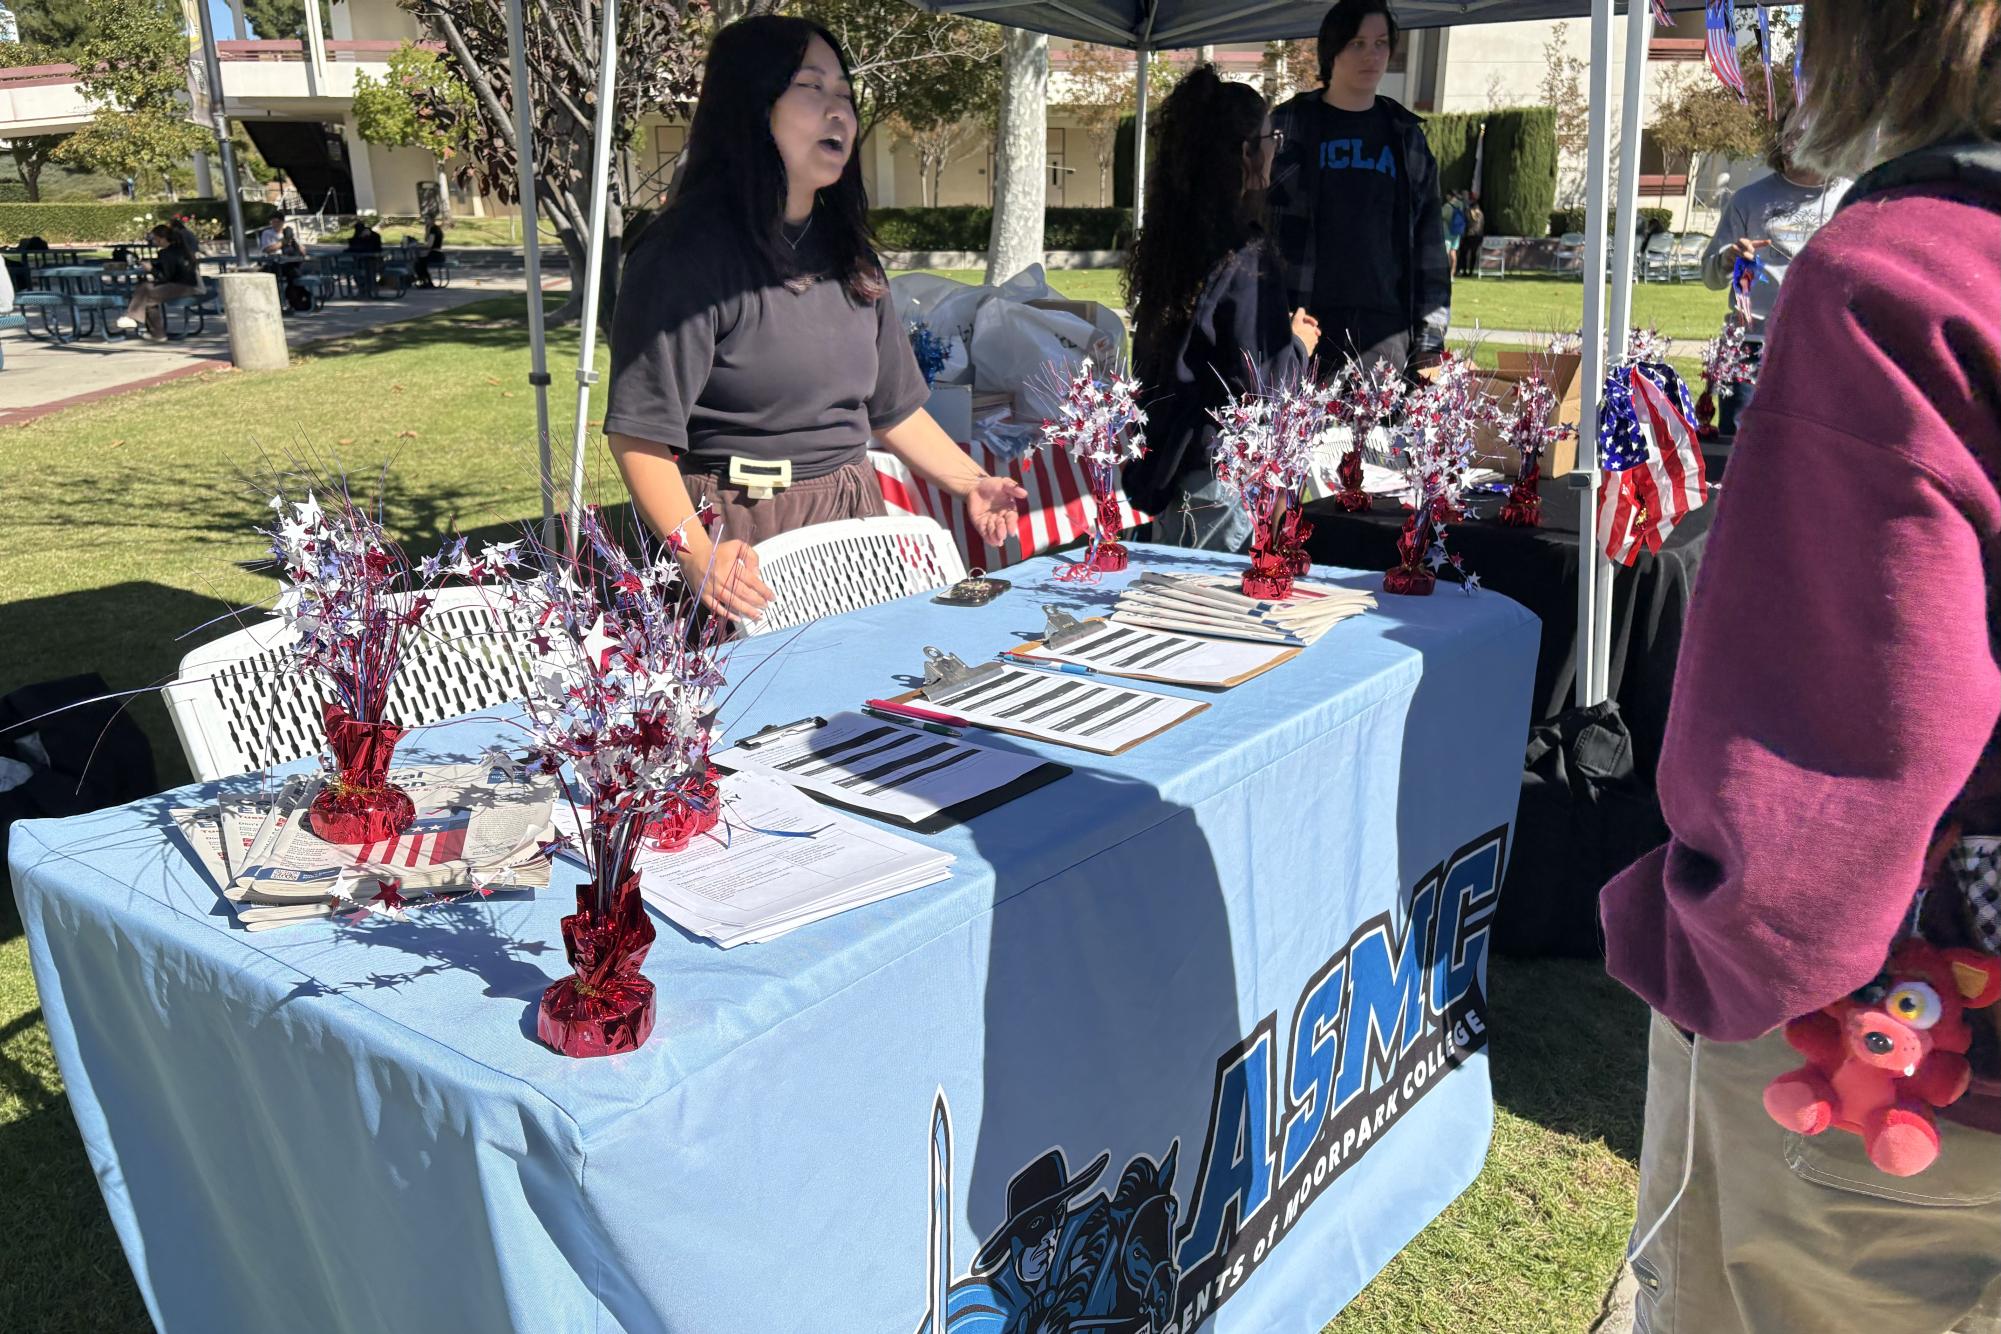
[1026,297,1129,361]
[1473,350,1583,477]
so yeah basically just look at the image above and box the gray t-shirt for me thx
[1701,170,1851,340]
[605,215,928,479]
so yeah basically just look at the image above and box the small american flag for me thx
[357,808,471,868]
[1600,366,1709,565]
[1650,0,1673,26]
[1706,0,1747,101]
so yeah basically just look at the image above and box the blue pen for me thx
[1002,653,1094,676]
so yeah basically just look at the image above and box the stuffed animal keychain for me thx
[1762,940,2001,1177]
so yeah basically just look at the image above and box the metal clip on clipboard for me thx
[918,646,1004,703]
[1039,604,1100,651]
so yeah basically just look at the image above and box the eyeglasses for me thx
[1255,129,1286,150]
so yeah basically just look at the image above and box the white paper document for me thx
[1020,619,1296,688]
[920,664,1205,754]
[711,712,1053,826]
[637,771,954,946]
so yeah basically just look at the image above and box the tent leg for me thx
[1132,49,1150,229]
[507,0,556,545]
[564,0,622,558]
[1594,0,1656,702]
[1574,0,1616,710]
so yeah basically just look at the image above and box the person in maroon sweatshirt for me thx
[1596,4,2001,1332]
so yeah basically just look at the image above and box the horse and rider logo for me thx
[916,1095,1181,1334]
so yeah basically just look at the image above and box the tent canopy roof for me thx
[911,0,1785,51]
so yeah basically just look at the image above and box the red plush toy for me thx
[1762,940,2001,1177]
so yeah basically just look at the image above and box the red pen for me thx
[863,698,971,728]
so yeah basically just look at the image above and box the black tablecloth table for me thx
[1303,476,1716,956]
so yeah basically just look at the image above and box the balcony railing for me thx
[216,39,437,61]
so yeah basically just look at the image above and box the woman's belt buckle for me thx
[728,457,792,500]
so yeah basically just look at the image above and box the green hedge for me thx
[1420,112,1481,196]
[1482,107,1556,237]
[0,200,278,244]
[868,206,1131,252]
[1547,205,1674,237]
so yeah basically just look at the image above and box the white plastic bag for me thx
[970,299,1116,423]
[891,266,1057,388]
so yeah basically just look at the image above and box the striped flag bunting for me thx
[872,445,1148,573]
[1706,0,1748,101]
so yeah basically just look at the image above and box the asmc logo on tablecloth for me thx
[912,827,1507,1334]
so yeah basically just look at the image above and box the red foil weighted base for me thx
[1242,548,1295,601]
[1333,448,1372,513]
[539,871,657,1058]
[642,773,722,853]
[1498,458,1543,528]
[1384,514,1437,597]
[308,704,415,843]
[1280,502,1313,577]
[1383,564,1437,596]
[1089,541,1130,573]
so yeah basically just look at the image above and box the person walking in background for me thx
[1267,0,1449,375]
[114,224,201,339]
[1699,108,1851,435]
[1457,193,1484,277]
[413,214,446,288]
[1444,190,1467,268]
[1122,66,1320,552]
[1598,2,2001,1331]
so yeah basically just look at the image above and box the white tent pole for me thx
[564,0,622,557]
[1572,0,1615,710]
[506,0,556,545]
[1132,46,1150,229]
[1594,0,1654,702]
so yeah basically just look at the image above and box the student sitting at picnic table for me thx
[257,212,289,256]
[414,214,446,288]
[346,220,383,255]
[114,224,202,339]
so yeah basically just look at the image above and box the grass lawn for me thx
[0,297,1643,1333]
[908,268,1727,342]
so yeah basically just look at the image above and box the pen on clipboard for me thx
[863,698,969,729]
[862,706,964,738]
[1000,652,1094,676]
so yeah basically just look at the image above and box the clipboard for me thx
[713,715,1072,834]
[1004,608,1302,690]
[896,649,1210,757]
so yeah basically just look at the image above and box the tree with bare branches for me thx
[352,0,709,329]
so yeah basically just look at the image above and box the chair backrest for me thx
[1674,233,1710,259]
[1479,236,1509,252]
[743,515,967,638]
[1645,232,1676,254]
[1559,231,1586,245]
[162,585,539,782]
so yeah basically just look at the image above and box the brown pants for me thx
[681,457,886,547]
[124,281,199,337]
[1617,1012,2001,1334]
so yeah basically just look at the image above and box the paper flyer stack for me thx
[173,763,560,931]
[1112,573,1377,646]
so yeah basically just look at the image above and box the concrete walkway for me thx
[0,273,548,426]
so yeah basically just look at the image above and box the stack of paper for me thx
[174,763,559,931]
[1112,574,1377,646]
[636,771,954,947]
[917,663,1207,754]
[711,712,1065,829]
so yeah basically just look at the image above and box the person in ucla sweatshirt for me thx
[1598,4,2001,1331]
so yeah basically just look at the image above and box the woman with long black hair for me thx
[1121,66,1320,552]
[605,16,1025,620]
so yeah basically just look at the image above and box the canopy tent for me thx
[531,0,1790,702]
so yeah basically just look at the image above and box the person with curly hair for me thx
[1121,66,1320,551]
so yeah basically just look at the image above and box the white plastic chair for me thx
[742,515,968,638]
[1473,236,1510,278]
[1672,233,1710,283]
[162,586,539,782]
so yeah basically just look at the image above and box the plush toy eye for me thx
[1885,982,1943,1029]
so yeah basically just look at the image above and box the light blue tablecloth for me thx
[11,548,1539,1334]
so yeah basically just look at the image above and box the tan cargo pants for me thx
[1612,1012,2001,1334]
